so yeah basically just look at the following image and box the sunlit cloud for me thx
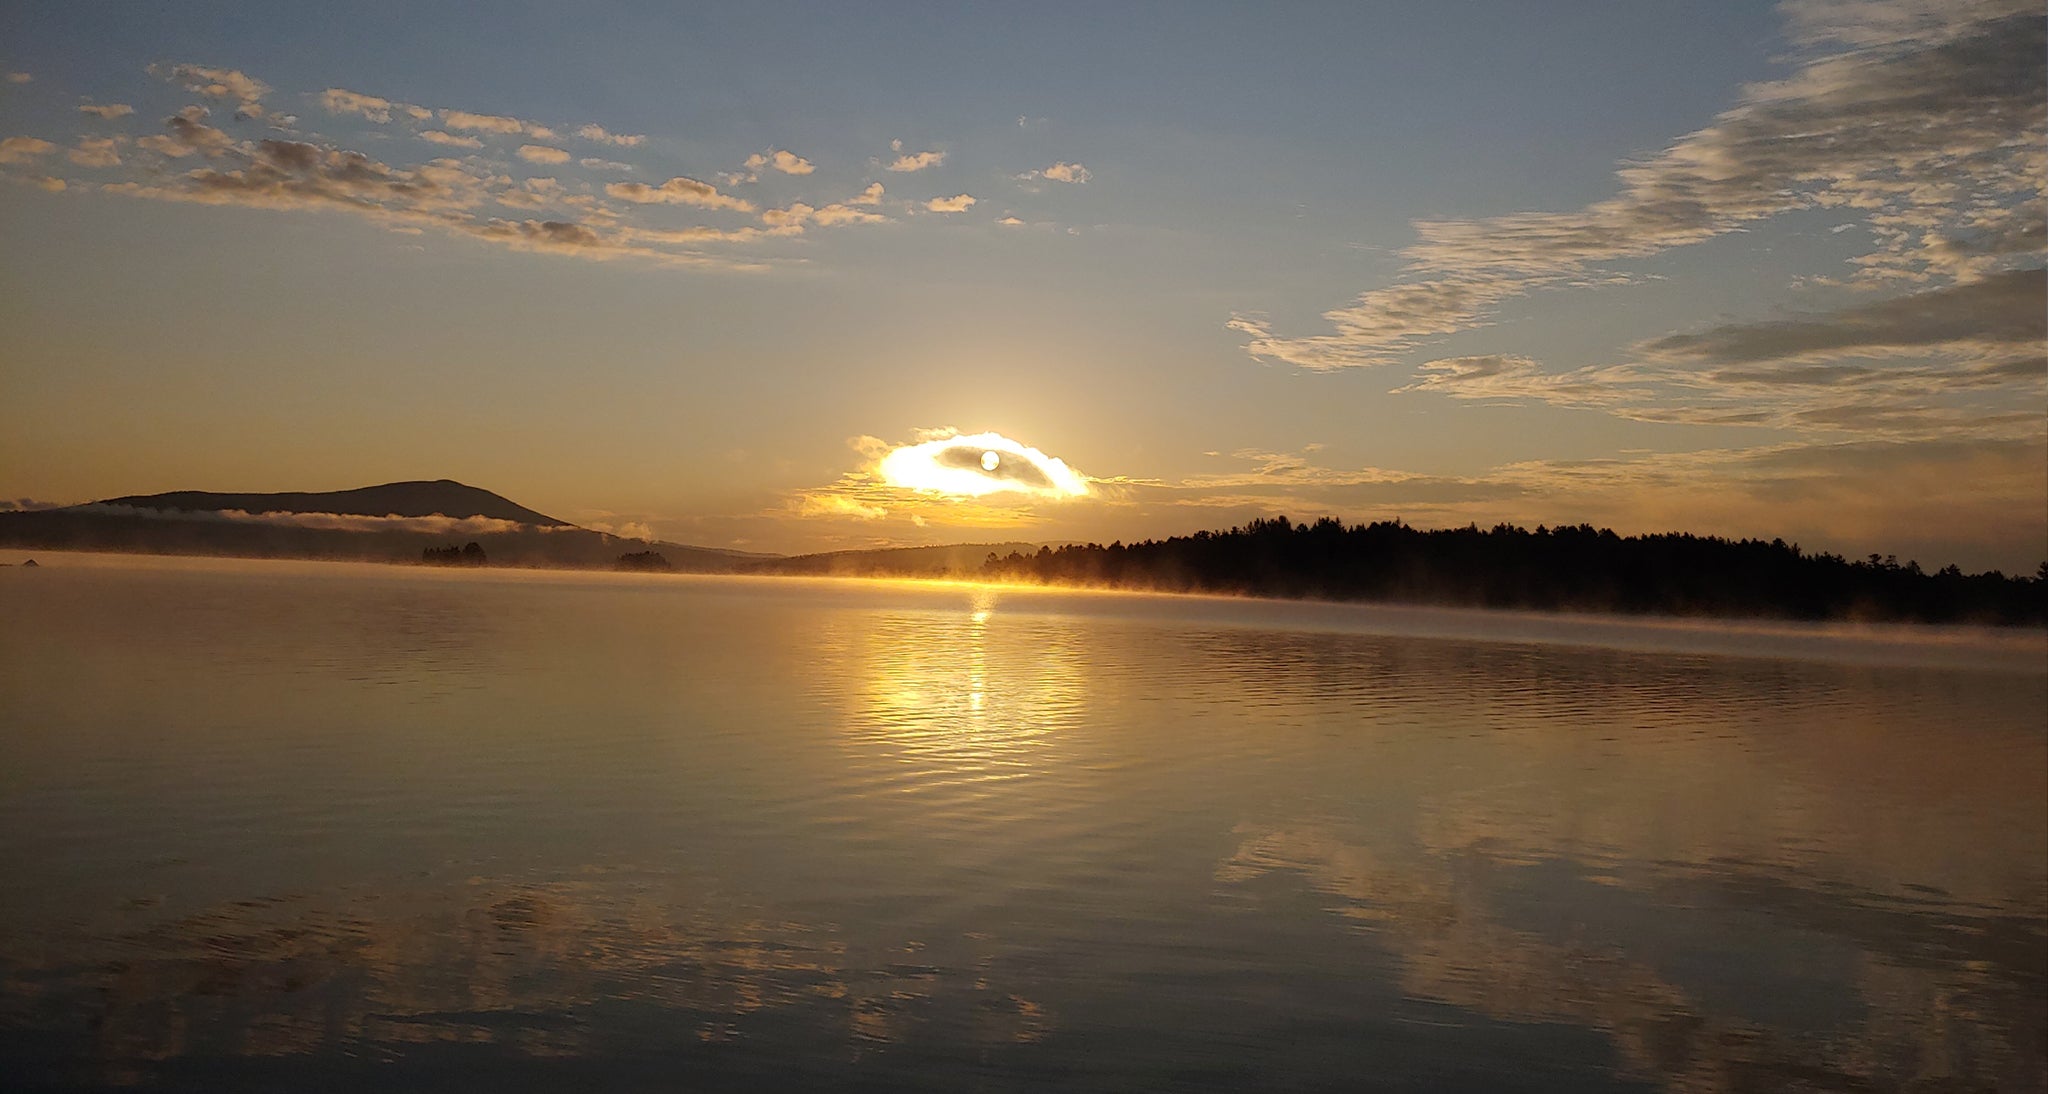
[605,176,755,212]
[848,182,883,205]
[139,105,235,158]
[575,124,644,147]
[886,140,945,172]
[518,143,571,164]
[1022,160,1090,184]
[150,62,269,117]
[66,137,122,168]
[878,431,1090,499]
[442,108,554,140]
[580,157,633,171]
[319,87,401,123]
[4,72,29,84]
[418,129,482,148]
[77,102,134,119]
[0,136,54,164]
[744,149,814,175]
[924,193,975,213]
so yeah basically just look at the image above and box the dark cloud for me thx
[1649,267,2045,366]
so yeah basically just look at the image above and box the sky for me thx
[0,0,2042,571]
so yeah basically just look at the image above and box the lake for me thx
[1,553,2042,1092]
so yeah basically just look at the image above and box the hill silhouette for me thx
[0,479,754,571]
[982,516,2045,627]
[99,479,570,526]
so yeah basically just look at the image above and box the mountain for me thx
[97,479,571,527]
[0,479,763,571]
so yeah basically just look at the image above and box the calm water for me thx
[1,554,2043,1092]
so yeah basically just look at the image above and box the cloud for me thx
[1388,274,2048,439]
[1228,276,1528,370]
[67,137,122,168]
[1394,355,1636,406]
[799,494,891,520]
[77,102,134,119]
[760,202,813,229]
[744,148,815,175]
[997,215,1025,226]
[319,87,404,123]
[878,431,1090,499]
[4,73,28,84]
[0,136,55,164]
[575,124,644,147]
[139,105,237,158]
[580,157,632,171]
[604,175,754,212]
[790,429,1095,532]
[1642,266,2046,367]
[151,63,269,116]
[418,129,483,149]
[924,193,975,213]
[1024,160,1091,184]
[886,141,946,172]
[849,181,883,205]
[517,143,571,164]
[29,175,65,191]
[811,202,888,226]
[1235,0,2047,370]
[441,109,553,140]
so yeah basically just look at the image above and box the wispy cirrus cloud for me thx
[1233,0,2047,400]
[77,102,134,119]
[1394,268,2047,440]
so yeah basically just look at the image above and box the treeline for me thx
[980,517,2046,626]
[423,542,487,566]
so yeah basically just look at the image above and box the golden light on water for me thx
[877,431,1090,499]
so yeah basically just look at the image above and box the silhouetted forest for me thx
[615,550,673,572]
[422,542,487,566]
[981,517,2046,626]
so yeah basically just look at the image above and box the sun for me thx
[877,431,1089,499]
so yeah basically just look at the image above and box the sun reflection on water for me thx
[823,588,1086,793]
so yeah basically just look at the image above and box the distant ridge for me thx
[97,479,570,527]
[0,478,760,570]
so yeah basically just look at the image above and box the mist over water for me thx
[1,555,2042,1091]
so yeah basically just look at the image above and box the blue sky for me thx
[1,0,2042,569]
